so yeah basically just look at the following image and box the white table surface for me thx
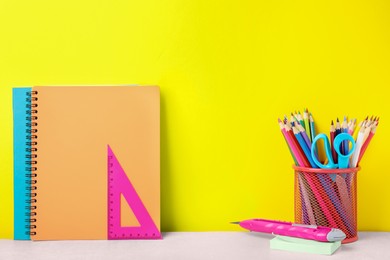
[0,232,389,260]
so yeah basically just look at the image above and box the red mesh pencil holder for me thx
[293,166,360,244]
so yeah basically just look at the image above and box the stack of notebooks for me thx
[12,86,161,241]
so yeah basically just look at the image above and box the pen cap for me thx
[292,165,360,244]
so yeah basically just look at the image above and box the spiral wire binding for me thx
[25,91,38,236]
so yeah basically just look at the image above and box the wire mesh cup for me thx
[293,165,360,244]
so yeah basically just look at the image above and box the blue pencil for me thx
[292,126,318,168]
[342,116,349,155]
[310,113,318,159]
[296,123,311,151]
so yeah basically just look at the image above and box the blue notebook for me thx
[12,87,32,240]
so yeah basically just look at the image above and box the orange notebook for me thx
[30,86,160,240]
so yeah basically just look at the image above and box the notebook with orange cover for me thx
[29,86,160,240]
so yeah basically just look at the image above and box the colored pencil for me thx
[284,115,331,225]
[330,121,337,163]
[357,124,377,165]
[310,113,317,159]
[334,118,341,163]
[317,173,355,236]
[309,113,316,140]
[280,119,312,226]
[335,176,355,235]
[350,126,366,167]
[297,111,305,128]
[287,124,346,230]
[303,109,311,141]
[298,175,316,225]
[290,113,298,126]
[278,119,298,165]
[335,118,341,136]
[285,124,311,167]
[375,117,380,126]
[362,124,372,143]
[292,126,317,168]
[283,123,307,167]
[348,119,356,150]
[294,160,342,229]
[366,116,374,127]
[296,123,311,152]
[283,115,289,126]
[304,172,347,230]
[352,118,356,131]
[348,119,352,133]
[352,119,364,141]
[342,116,349,155]
[280,119,319,226]
[299,173,328,226]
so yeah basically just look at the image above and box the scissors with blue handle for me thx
[311,133,355,169]
[310,133,357,235]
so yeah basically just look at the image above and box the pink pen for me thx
[233,219,346,242]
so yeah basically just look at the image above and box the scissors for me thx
[311,133,355,169]
[310,133,356,235]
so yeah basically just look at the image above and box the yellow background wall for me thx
[1,1,389,238]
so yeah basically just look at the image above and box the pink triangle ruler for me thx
[107,145,161,239]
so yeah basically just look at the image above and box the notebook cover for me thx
[31,86,160,240]
[12,87,32,240]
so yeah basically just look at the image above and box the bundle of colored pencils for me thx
[278,110,379,168]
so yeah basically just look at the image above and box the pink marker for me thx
[234,219,346,242]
